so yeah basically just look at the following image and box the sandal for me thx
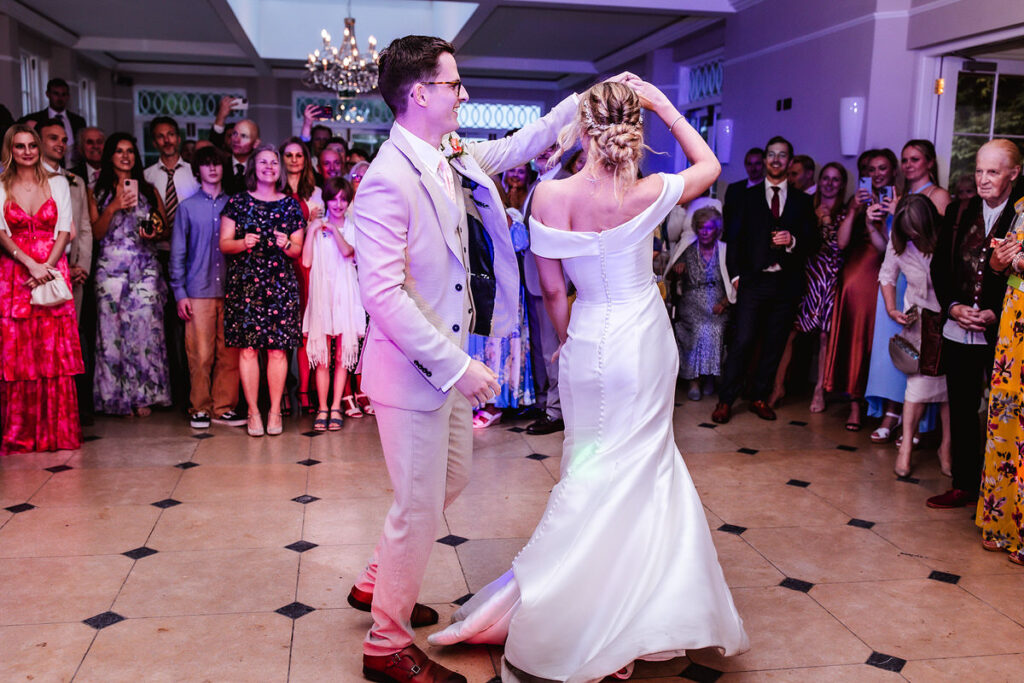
[895,432,921,449]
[266,412,283,436]
[133,405,152,418]
[871,411,902,443]
[280,395,292,418]
[342,395,363,418]
[247,412,265,437]
[982,539,1002,552]
[312,410,329,432]
[472,407,503,429]
[1009,551,1024,566]
[355,392,374,416]
[328,408,344,431]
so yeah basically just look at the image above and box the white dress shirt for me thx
[144,158,200,205]
[763,179,795,271]
[48,107,75,166]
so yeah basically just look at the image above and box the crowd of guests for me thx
[2,77,1023,567]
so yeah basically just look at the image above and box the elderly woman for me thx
[346,160,369,194]
[89,132,170,417]
[0,124,83,453]
[220,144,305,436]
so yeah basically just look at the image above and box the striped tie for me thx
[163,166,179,226]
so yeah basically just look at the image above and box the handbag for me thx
[139,210,170,241]
[888,307,943,376]
[29,268,73,307]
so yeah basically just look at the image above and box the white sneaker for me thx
[212,410,246,427]
[189,412,211,429]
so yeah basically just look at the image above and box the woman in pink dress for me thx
[0,124,84,454]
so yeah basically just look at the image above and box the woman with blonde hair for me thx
[429,77,748,681]
[0,124,83,453]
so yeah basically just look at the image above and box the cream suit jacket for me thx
[352,95,577,411]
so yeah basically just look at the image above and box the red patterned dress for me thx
[0,197,84,454]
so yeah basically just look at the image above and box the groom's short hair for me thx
[378,35,455,117]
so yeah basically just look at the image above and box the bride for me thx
[428,77,749,681]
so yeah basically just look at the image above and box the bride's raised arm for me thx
[627,78,720,206]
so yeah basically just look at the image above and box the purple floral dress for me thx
[93,193,171,414]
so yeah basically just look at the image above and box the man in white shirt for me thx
[19,78,87,167]
[789,154,816,195]
[72,127,104,189]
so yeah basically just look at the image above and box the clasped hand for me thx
[23,260,55,289]
[951,304,995,331]
[991,237,1022,272]
[455,359,500,409]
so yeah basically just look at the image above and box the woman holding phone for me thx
[88,132,171,416]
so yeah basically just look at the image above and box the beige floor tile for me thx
[415,602,501,680]
[148,499,304,551]
[902,654,1024,682]
[522,431,566,457]
[172,463,308,502]
[724,425,838,453]
[310,428,386,461]
[289,607,368,682]
[114,547,298,617]
[540,455,564,481]
[703,505,725,530]
[672,423,739,454]
[812,578,1024,659]
[711,532,786,588]
[808,477,951,523]
[304,497,396,546]
[473,424,530,450]
[761,449,895,482]
[457,538,527,593]
[64,436,197,469]
[717,664,902,681]
[0,621,98,683]
[688,586,871,671]
[192,431,311,465]
[959,573,1024,625]
[697,483,850,529]
[871,518,1019,576]
[0,449,74,471]
[306,460,395,500]
[0,505,160,557]
[76,612,292,683]
[0,555,133,625]
[475,437,536,459]
[678,452,788,488]
[742,525,930,583]
[0,468,52,507]
[29,467,181,507]
[460,456,556,496]
[0,509,11,527]
[444,492,550,539]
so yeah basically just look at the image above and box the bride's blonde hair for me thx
[550,81,648,200]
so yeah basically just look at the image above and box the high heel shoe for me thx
[280,395,292,418]
[342,394,363,418]
[871,411,902,443]
[355,392,374,416]
[247,412,265,437]
[266,412,283,436]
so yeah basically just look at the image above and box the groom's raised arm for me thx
[466,95,578,177]
[353,171,470,393]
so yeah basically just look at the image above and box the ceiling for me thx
[5,0,740,89]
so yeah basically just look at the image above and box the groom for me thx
[349,35,582,682]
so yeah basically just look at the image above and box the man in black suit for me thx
[722,147,765,237]
[209,95,260,194]
[18,78,87,167]
[712,136,817,423]
[927,140,1022,509]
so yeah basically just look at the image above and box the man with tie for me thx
[72,127,105,189]
[19,78,87,167]
[712,136,816,424]
[210,96,260,195]
[722,147,765,236]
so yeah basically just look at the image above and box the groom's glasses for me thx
[420,79,462,93]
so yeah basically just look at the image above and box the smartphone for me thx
[123,178,138,209]
[857,177,873,195]
[229,97,248,111]
[317,105,333,119]
[880,186,895,203]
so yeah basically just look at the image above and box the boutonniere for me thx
[442,133,465,162]
[65,173,78,188]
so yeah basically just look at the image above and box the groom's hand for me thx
[455,360,501,409]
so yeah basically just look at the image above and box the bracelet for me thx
[668,114,686,134]
[1012,252,1024,273]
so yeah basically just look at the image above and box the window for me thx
[679,56,724,186]
[77,78,97,125]
[133,87,247,166]
[19,51,48,116]
[949,68,1024,183]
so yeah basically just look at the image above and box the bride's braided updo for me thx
[550,81,646,199]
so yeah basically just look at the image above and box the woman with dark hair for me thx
[219,144,305,436]
[88,132,170,416]
[879,193,950,477]
[280,136,324,415]
[901,139,951,216]
[770,162,849,411]
[0,124,83,453]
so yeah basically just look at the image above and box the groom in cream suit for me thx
[349,35,584,682]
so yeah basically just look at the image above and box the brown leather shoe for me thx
[926,488,978,509]
[348,586,439,627]
[363,644,466,683]
[749,400,777,421]
[711,401,732,424]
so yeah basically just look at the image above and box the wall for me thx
[907,0,1024,49]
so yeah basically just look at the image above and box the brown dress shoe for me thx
[711,402,732,424]
[348,586,439,627]
[926,488,978,509]
[363,644,466,683]
[749,400,777,421]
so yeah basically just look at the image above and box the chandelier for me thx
[303,6,379,97]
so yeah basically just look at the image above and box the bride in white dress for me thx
[428,77,749,682]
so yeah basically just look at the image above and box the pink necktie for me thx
[438,160,455,202]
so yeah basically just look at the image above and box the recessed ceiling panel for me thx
[25,0,230,42]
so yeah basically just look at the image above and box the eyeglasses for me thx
[420,80,462,93]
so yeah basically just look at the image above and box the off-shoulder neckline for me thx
[530,173,675,236]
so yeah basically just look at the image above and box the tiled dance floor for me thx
[2,395,1023,682]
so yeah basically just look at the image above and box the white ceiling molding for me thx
[118,62,259,77]
[458,55,597,74]
[73,38,247,58]
[1,0,77,44]
[512,0,734,11]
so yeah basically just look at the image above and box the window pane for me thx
[950,134,987,182]
[954,72,994,134]
[994,74,1024,136]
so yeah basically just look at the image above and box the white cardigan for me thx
[665,233,738,304]
[0,174,73,239]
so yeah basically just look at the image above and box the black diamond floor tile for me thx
[192,432,215,440]
[525,453,549,461]
[151,498,181,509]
[848,518,875,529]
[780,577,814,593]
[275,602,315,619]
[174,461,200,470]
[786,479,811,487]
[285,540,318,553]
[83,611,125,630]
[789,420,808,426]
[83,435,101,442]
[437,534,468,547]
[698,422,718,429]
[928,570,961,584]
[292,495,320,504]
[836,444,858,452]
[296,459,322,467]
[506,426,526,433]
[123,546,158,560]
[4,503,35,514]
[681,661,723,682]
[717,523,747,535]
[866,651,907,672]
[896,474,921,484]
[452,593,474,606]
[44,464,73,473]
[737,447,758,455]
[301,431,323,438]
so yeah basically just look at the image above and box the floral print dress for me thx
[221,194,303,350]
[93,194,171,414]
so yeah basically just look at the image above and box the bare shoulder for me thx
[530,179,572,229]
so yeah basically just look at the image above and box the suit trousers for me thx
[942,339,993,493]
[356,388,473,655]
[526,292,561,419]
[719,272,798,405]
[184,298,239,417]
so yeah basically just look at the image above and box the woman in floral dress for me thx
[89,133,170,416]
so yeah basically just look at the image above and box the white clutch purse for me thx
[30,268,73,307]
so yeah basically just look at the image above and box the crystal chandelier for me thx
[303,5,379,97]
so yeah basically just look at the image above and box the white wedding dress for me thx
[428,173,749,682]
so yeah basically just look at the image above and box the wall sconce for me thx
[839,97,865,157]
[715,118,734,164]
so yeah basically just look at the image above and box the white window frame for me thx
[132,85,247,166]
[77,77,97,125]
[19,51,49,116]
